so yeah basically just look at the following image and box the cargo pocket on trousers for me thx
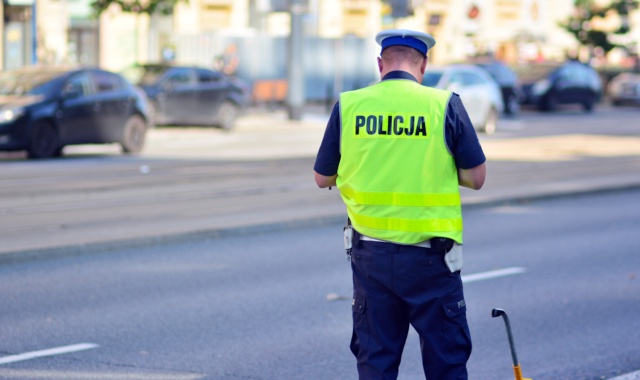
[351,295,368,359]
[441,299,472,364]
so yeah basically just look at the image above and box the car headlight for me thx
[532,79,551,96]
[0,107,25,124]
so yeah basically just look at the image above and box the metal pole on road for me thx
[287,0,305,120]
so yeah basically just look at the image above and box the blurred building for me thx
[2,0,69,69]
[67,0,99,66]
[130,0,592,69]
[412,0,577,64]
[1,0,639,72]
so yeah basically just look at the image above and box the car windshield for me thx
[121,65,168,86]
[423,71,443,87]
[0,71,60,96]
[475,63,517,85]
[512,63,560,83]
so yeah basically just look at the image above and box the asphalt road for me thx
[1,104,639,380]
[0,187,638,379]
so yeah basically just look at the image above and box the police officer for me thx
[314,29,486,379]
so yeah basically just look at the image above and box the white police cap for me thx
[375,29,436,56]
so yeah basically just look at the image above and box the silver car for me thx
[608,73,640,107]
[422,64,504,134]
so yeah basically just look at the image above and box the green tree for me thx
[560,0,638,55]
[90,0,185,15]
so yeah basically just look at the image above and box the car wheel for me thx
[121,115,147,154]
[215,101,239,131]
[541,93,558,112]
[147,100,158,127]
[482,107,498,134]
[505,93,520,115]
[582,93,595,112]
[27,121,61,159]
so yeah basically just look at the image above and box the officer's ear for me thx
[377,56,383,73]
[421,57,428,75]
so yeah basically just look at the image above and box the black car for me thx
[515,61,603,112]
[0,66,150,159]
[471,59,522,115]
[122,64,250,130]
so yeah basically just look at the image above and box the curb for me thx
[2,182,639,266]
[0,216,346,266]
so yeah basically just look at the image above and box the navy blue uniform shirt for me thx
[314,70,486,177]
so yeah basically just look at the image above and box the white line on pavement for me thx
[328,267,528,303]
[0,343,99,365]
[462,267,527,283]
[609,370,640,380]
[0,369,205,379]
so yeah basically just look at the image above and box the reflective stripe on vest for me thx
[337,79,463,244]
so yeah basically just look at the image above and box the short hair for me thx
[381,45,425,64]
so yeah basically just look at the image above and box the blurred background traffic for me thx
[1,0,639,158]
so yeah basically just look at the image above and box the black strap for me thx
[430,237,454,253]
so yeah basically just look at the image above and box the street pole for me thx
[31,1,37,65]
[287,0,305,120]
[0,3,4,70]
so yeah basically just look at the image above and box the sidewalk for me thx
[1,108,640,263]
[232,107,640,207]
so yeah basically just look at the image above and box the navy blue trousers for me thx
[350,240,472,379]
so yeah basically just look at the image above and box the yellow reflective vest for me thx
[337,79,463,244]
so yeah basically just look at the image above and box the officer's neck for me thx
[378,61,425,83]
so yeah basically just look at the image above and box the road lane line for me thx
[462,267,527,283]
[0,343,98,365]
[609,370,640,380]
[327,267,528,302]
[0,369,205,379]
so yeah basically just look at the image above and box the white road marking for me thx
[609,370,640,380]
[329,267,528,302]
[0,343,98,365]
[0,369,205,379]
[462,267,527,283]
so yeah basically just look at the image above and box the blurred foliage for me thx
[560,0,639,54]
[90,0,186,16]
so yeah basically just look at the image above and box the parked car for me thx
[608,72,640,107]
[515,61,603,112]
[422,64,504,134]
[121,64,250,130]
[0,66,150,159]
[470,58,522,115]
